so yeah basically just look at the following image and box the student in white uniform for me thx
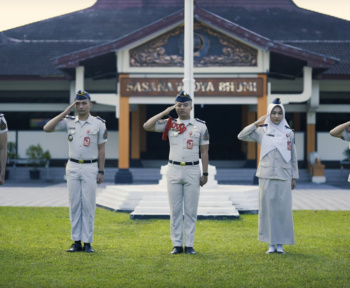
[143,91,209,255]
[238,98,298,254]
[44,90,107,253]
[330,121,350,181]
[0,114,8,185]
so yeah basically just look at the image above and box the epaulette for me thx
[0,113,4,117]
[259,124,268,127]
[97,116,106,123]
[65,115,75,120]
[195,118,206,124]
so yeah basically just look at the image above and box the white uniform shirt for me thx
[154,118,209,162]
[61,115,107,160]
[341,129,350,182]
[342,129,350,142]
[0,114,8,134]
[238,123,299,180]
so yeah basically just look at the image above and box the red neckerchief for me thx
[162,117,187,141]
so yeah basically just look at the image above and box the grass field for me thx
[0,207,349,288]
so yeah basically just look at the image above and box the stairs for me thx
[130,191,240,219]
[96,163,260,219]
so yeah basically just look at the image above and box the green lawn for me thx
[0,207,349,288]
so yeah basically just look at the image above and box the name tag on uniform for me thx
[187,139,193,149]
[287,141,292,150]
[84,137,90,146]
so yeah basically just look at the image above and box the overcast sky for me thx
[0,0,349,32]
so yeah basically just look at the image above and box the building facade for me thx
[1,0,350,177]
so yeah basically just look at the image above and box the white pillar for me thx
[75,66,85,92]
[183,0,195,118]
[69,81,76,103]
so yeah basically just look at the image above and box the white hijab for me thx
[260,99,292,162]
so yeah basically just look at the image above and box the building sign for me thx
[120,78,263,97]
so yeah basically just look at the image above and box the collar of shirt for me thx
[74,114,92,124]
[176,117,196,126]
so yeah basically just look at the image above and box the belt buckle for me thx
[180,162,186,166]
[78,159,84,164]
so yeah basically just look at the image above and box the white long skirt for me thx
[258,178,295,245]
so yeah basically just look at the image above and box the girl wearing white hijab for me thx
[238,98,299,254]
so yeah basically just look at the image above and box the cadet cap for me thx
[75,90,91,101]
[175,91,192,102]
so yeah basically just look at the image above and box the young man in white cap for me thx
[143,91,210,255]
[238,98,298,254]
[0,113,8,185]
[44,90,107,253]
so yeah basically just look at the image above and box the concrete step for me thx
[96,183,260,213]
[130,206,240,219]
[142,195,230,202]
[136,200,234,208]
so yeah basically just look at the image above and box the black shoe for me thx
[67,243,82,252]
[83,243,95,253]
[170,246,183,254]
[185,247,196,255]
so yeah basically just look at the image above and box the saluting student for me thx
[330,121,350,181]
[44,90,107,253]
[238,98,298,254]
[143,91,209,255]
[0,114,8,185]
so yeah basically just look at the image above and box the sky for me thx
[0,0,349,32]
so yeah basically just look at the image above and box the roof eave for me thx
[194,6,339,69]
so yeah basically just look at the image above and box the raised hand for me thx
[255,114,269,126]
[163,104,176,116]
[64,101,77,116]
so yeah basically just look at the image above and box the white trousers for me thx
[66,161,98,243]
[166,164,201,247]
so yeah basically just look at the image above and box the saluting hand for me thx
[163,105,176,116]
[64,101,77,116]
[255,114,269,127]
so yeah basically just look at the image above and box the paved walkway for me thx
[1,181,350,210]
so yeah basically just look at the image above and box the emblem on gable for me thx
[130,22,257,67]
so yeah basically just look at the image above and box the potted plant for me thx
[25,144,51,179]
[5,141,17,180]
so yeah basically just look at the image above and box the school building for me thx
[1,0,350,181]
